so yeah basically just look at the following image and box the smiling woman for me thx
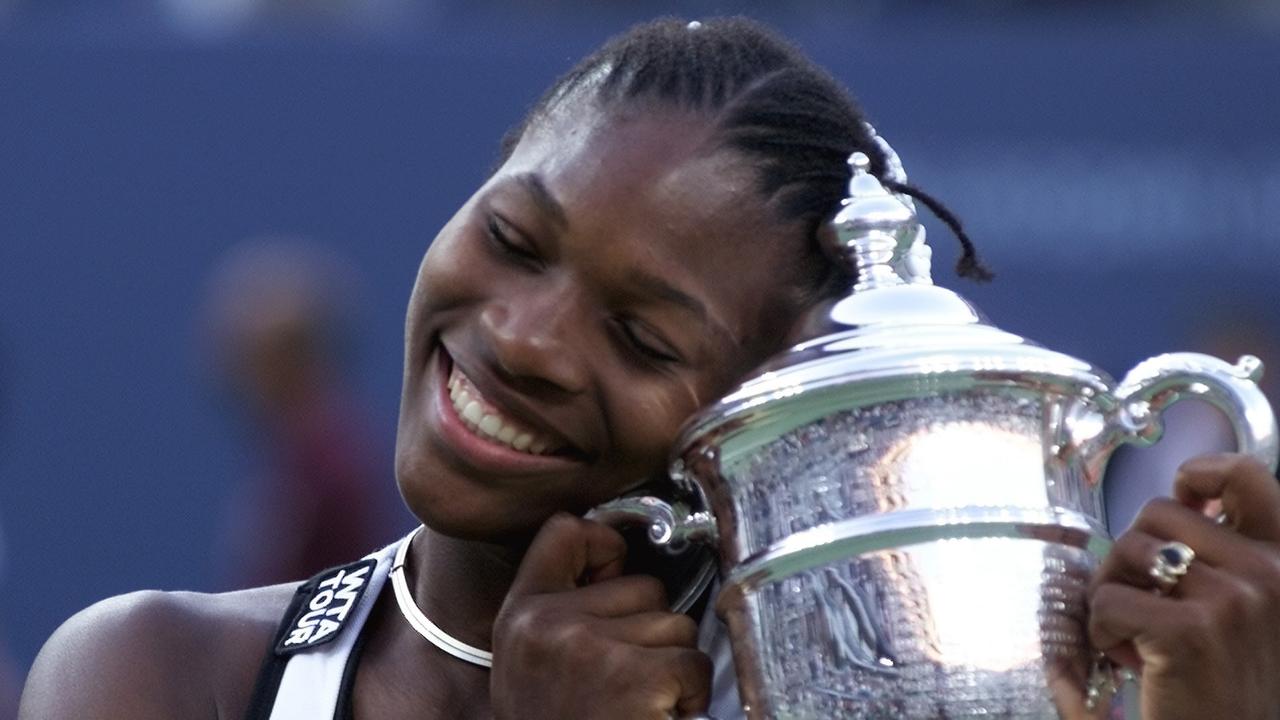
[18,15,1280,720]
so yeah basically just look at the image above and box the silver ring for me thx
[1149,541,1196,593]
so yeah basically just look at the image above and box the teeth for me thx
[448,366,561,456]
[461,400,484,424]
[478,415,501,435]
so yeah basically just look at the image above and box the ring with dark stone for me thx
[1149,541,1196,594]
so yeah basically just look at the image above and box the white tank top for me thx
[244,532,744,719]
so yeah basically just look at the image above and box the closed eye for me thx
[486,214,541,266]
[613,318,682,366]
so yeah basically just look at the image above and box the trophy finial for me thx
[827,151,925,292]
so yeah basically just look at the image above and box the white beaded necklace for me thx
[389,526,494,668]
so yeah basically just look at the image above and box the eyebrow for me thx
[514,172,569,231]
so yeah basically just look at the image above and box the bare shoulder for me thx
[20,583,299,720]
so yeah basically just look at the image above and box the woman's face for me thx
[396,101,810,540]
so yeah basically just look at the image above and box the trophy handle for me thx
[1080,353,1279,482]
[584,495,718,614]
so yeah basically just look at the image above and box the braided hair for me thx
[498,17,991,297]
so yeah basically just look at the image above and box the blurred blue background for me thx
[2,0,1279,691]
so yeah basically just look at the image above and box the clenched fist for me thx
[491,513,713,720]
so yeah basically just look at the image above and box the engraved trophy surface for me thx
[591,153,1278,719]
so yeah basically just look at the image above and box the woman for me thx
[20,17,1280,720]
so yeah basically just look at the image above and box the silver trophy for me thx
[591,153,1279,719]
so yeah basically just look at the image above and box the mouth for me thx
[431,345,586,470]
[447,364,567,456]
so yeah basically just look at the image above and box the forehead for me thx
[518,103,758,224]
[500,104,807,341]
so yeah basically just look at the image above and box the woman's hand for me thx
[1088,453,1280,720]
[491,513,712,720]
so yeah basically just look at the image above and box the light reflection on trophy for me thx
[590,152,1278,719]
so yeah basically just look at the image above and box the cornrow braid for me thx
[885,180,995,282]
[498,16,988,296]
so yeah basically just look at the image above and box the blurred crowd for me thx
[201,238,400,589]
[0,239,402,720]
[0,0,430,38]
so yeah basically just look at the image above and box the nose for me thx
[479,285,590,396]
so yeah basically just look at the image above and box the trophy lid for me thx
[672,153,1112,466]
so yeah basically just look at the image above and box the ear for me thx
[813,220,842,267]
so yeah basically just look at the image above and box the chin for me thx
[393,446,558,543]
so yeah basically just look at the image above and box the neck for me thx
[404,523,525,653]
[354,529,506,719]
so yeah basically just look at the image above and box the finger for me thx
[1130,497,1256,570]
[637,647,711,717]
[1089,560,1242,669]
[1088,581,1176,670]
[560,574,670,617]
[509,513,628,598]
[1174,453,1280,540]
[1092,531,1230,600]
[595,612,699,648]
[1090,529,1168,595]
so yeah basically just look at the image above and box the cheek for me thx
[603,376,702,478]
[593,358,773,491]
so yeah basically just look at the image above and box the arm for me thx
[20,591,211,720]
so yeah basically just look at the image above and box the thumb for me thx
[507,513,629,598]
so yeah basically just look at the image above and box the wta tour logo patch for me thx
[275,559,377,654]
